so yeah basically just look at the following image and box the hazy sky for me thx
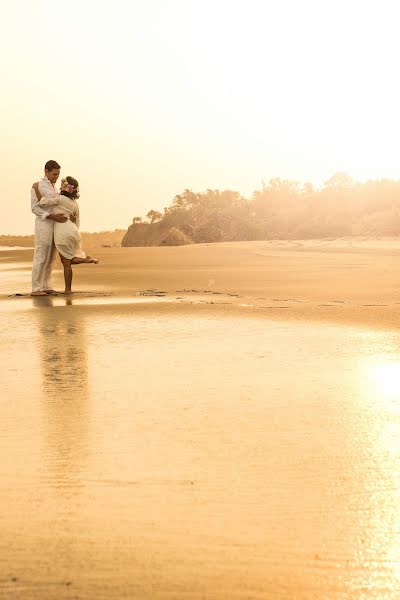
[1,0,400,234]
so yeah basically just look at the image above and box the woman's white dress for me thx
[39,195,86,260]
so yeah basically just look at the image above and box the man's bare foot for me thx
[64,290,73,295]
[31,290,47,296]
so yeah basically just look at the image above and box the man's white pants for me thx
[32,220,56,292]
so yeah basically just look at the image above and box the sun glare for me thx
[368,361,400,404]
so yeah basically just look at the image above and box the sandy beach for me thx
[1,240,400,599]
[3,238,400,330]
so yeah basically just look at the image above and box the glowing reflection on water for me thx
[1,301,400,598]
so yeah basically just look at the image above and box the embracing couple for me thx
[31,160,98,296]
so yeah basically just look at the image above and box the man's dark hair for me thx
[44,160,61,172]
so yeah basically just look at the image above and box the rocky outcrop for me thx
[159,227,192,246]
[121,222,193,247]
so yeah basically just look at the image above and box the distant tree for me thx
[302,182,314,196]
[250,177,301,221]
[169,189,201,212]
[132,217,142,225]
[146,210,162,223]
[323,172,353,190]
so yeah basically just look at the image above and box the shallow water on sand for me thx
[1,263,400,599]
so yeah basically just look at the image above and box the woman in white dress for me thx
[33,176,98,294]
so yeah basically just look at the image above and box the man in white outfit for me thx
[31,160,70,296]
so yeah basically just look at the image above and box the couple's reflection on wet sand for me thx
[32,295,90,488]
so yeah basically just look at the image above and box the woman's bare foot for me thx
[86,255,99,264]
[31,290,47,296]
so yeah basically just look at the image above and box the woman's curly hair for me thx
[60,176,80,200]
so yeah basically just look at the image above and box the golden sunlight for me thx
[2,0,400,234]
[3,2,400,598]
[368,361,400,403]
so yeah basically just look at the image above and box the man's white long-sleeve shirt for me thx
[31,177,59,221]
[31,177,59,245]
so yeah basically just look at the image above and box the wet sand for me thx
[1,241,400,599]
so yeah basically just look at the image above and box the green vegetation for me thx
[122,173,400,246]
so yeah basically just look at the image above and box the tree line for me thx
[123,173,400,246]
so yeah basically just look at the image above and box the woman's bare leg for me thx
[60,254,73,293]
[86,255,99,264]
[71,257,90,264]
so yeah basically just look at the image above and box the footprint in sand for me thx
[259,306,290,309]
[361,304,388,307]
[271,298,303,303]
